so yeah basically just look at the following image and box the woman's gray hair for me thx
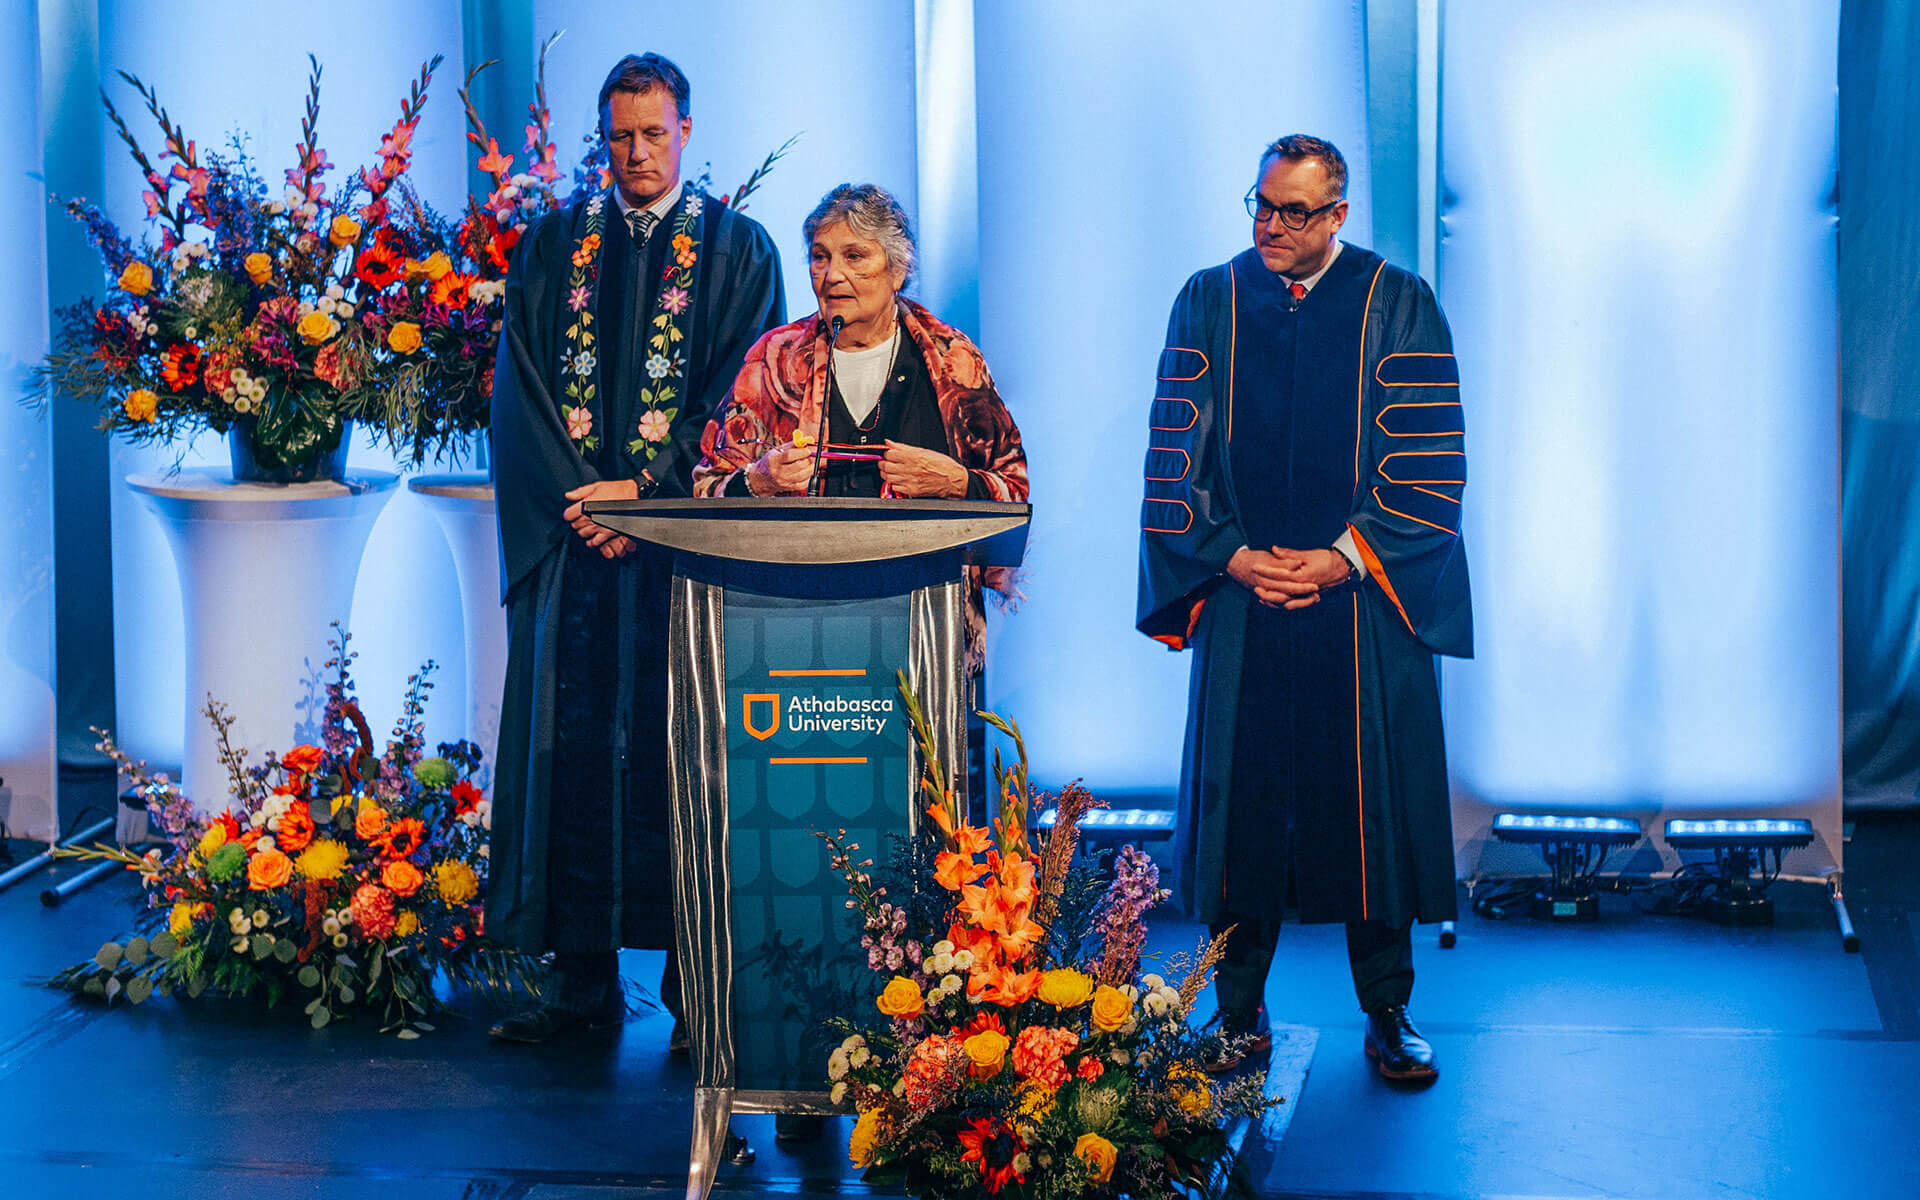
[802,183,917,287]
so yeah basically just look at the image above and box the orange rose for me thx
[386,320,422,354]
[875,976,925,1020]
[246,847,293,890]
[118,261,153,296]
[380,858,424,897]
[280,745,325,775]
[328,214,362,247]
[354,804,388,841]
[244,252,273,284]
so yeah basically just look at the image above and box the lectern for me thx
[584,496,1031,1200]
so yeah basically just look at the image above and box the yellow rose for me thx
[296,310,336,346]
[244,252,273,284]
[197,823,228,858]
[394,911,421,938]
[1037,967,1094,1010]
[433,860,479,906]
[963,1028,1009,1079]
[875,975,924,1020]
[118,261,153,296]
[122,388,159,423]
[386,320,423,354]
[402,257,429,283]
[847,1108,884,1169]
[422,250,453,281]
[294,839,350,882]
[328,214,362,247]
[1090,985,1133,1033]
[169,902,197,938]
[1073,1132,1117,1183]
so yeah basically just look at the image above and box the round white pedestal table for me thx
[406,474,504,778]
[126,470,399,812]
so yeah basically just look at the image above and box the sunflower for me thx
[160,343,202,392]
[430,270,476,308]
[956,1116,1026,1194]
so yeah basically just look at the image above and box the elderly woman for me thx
[695,183,1028,665]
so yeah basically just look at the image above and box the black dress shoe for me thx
[489,986,625,1044]
[1364,1005,1437,1081]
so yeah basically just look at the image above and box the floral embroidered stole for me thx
[556,186,709,468]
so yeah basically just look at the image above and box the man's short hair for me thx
[597,53,691,122]
[1259,134,1348,201]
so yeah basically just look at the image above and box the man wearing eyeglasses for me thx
[1138,135,1473,1083]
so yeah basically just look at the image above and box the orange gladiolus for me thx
[934,850,988,892]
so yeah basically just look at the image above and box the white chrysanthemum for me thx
[829,1081,848,1105]
[952,950,973,970]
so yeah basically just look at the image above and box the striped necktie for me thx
[625,208,658,246]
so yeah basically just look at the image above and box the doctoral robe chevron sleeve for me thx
[1137,269,1247,650]
[1346,269,1473,659]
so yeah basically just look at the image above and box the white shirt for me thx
[1235,239,1369,580]
[832,327,900,424]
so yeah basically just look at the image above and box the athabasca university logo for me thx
[743,693,780,741]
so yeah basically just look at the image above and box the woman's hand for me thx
[563,478,641,559]
[748,443,816,495]
[879,441,970,498]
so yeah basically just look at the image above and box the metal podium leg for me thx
[687,1086,734,1200]
[908,579,969,824]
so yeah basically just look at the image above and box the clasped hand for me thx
[563,478,640,559]
[1227,545,1351,610]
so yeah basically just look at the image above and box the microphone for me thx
[808,314,845,497]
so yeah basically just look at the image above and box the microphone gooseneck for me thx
[808,314,846,497]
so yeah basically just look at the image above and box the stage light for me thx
[1661,817,1814,926]
[1035,808,1176,833]
[1488,811,1643,922]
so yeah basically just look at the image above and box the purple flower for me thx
[567,284,591,312]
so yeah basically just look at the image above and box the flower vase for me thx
[228,419,353,484]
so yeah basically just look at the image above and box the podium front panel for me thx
[724,588,909,1091]
[667,559,965,1102]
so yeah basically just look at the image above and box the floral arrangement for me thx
[822,684,1274,1198]
[28,56,443,480]
[50,628,537,1036]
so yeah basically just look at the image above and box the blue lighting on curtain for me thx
[1438,1,1841,866]
[974,0,1373,791]
[1,0,56,838]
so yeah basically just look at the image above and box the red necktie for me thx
[1289,282,1307,302]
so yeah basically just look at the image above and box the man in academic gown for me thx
[1137,135,1471,1082]
[487,53,785,1042]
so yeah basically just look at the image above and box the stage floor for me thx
[4,815,1918,1200]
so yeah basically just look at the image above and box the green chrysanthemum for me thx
[205,841,246,884]
[413,757,455,789]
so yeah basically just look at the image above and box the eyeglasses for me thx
[1244,191,1342,230]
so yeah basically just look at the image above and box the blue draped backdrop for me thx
[2,1,1908,844]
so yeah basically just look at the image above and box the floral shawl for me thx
[694,299,1030,669]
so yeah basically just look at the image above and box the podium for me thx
[586,497,1030,1199]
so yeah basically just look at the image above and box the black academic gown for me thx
[1137,244,1471,930]
[488,189,784,954]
